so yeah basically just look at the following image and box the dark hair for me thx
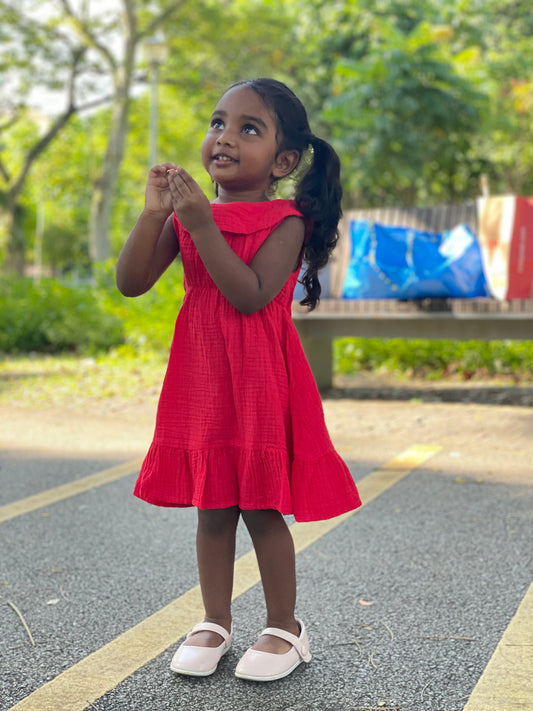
[225,78,343,311]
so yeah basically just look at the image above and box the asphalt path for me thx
[1,394,532,711]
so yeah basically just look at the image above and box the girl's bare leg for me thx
[184,506,240,648]
[241,509,300,654]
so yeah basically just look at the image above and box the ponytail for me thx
[296,136,343,311]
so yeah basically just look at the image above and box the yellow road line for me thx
[8,444,441,711]
[462,582,533,711]
[289,443,443,551]
[0,459,143,524]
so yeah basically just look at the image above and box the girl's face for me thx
[201,85,292,202]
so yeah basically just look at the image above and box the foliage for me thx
[0,276,124,354]
[285,0,484,206]
[1,256,531,392]
[0,254,184,358]
[468,0,533,196]
[324,22,485,206]
[283,0,533,205]
[162,0,292,96]
[94,259,185,353]
[1,0,295,270]
[334,337,533,381]
[0,0,93,269]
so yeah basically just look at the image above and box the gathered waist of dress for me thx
[183,286,293,314]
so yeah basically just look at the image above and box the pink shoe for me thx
[235,619,312,682]
[170,622,232,677]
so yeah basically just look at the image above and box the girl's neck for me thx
[213,186,271,204]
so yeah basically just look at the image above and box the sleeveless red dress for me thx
[133,199,361,521]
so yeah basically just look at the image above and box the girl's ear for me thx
[272,150,300,179]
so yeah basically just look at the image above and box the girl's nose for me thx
[216,128,235,145]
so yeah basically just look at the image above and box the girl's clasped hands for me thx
[145,163,214,236]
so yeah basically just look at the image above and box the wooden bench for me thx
[291,206,533,389]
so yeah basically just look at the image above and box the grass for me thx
[0,349,168,410]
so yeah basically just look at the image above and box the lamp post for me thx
[143,36,168,167]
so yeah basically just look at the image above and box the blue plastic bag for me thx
[342,220,490,299]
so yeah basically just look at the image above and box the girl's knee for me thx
[241,509,285,537]
[197,506,240,536]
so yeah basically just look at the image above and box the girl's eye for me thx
[242,124,258,135]
[211,118,224,130]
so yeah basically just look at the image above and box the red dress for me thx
[134,199,361,522]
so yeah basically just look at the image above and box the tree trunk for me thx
[0,199,25,274]
[0,203,9,261]
[88,87,132,263]
[86,0,185,264]
[8,203,26,274]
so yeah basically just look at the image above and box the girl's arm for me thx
[116,164,181,297]
[168,168,305,315]
[191,216,304,314]
[116,212,178,297]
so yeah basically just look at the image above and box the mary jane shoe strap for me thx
[187,622,232,646]
[262,625,311,661]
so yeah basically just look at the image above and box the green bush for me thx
[0,259,185,356]
[334,337,533,380]
[0,276,124,354]
[94,259,185,353]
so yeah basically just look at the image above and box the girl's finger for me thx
[168,171,191,197]
[174,169,199,195]
[150,163,172,175]
[168,176,185,200]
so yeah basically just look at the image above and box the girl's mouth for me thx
[213,154,237,163]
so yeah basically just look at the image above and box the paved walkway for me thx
[1,395,532,711]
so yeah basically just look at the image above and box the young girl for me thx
[116,77,361,682]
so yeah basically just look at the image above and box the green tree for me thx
[283,0,487,207]
[58,0,293,263]
[471,0,533,195]
[89,0,294,258]
[324,20,485,206]
[0,0,91,271]
[285,0,533,205]
[56,0,187,263]
[1,0,294,271]
[7,0,531,276]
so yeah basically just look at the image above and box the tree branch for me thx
[9,47,86,200]
[138,0,186,43]
[58,0,118,70]
[0,110,21,134]
[0,159,10,185]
